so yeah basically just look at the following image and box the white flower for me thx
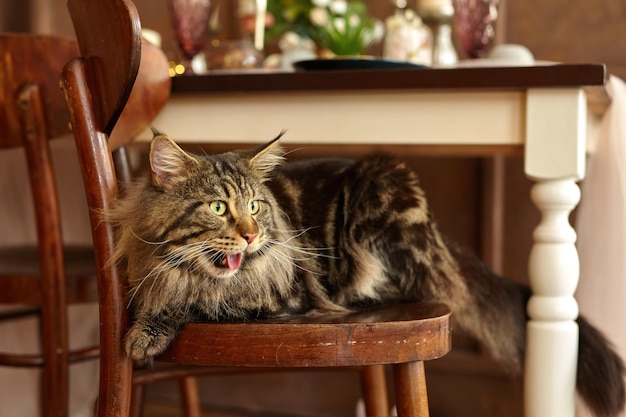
[348,13,360,28]
[360,28,374,47]
[329,0,348,15]
[311,0,331,7]
[372,20,385,42]
[310,7,329,27]
[332,17,346,34]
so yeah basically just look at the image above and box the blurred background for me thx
[1,1,622,416]
[2,0,626,77]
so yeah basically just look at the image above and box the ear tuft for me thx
[150,133,198,189]
[150,126,166,137]
[249,131,286,179]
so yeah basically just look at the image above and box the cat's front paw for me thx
[125,322,175,361]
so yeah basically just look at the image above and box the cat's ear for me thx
[248,131,286,179]
[149,130,199,189]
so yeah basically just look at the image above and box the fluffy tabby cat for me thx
[109,131,625,416]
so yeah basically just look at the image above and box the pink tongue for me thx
[226,253,242,270]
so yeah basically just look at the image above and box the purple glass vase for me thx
[168,0,219,73]
[452,0,499,59]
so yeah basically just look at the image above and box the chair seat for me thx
[0,246,98,304]
[156,302,451,368]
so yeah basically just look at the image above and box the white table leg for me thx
[524,88,587,417]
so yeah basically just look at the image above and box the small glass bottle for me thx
[432,22,457,66]
[383,0,433,66]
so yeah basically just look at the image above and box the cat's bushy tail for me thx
[449,243,625,417]
[343,156,624,415]
[577,315,625,416]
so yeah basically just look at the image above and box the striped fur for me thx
[109,133,625,416]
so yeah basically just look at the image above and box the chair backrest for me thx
[0,34,78,260]
[0,34,78,148]
[61,0,144,415]
[66,0,142,136]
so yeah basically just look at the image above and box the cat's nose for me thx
[242,233,257,244]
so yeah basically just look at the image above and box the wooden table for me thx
[136,63,607,417]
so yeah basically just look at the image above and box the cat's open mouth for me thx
[216,253,242,271]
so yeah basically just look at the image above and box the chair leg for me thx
[179,376,202,417]
[130,383,145,417]
[40,312,69,417]
[40,360,68,417]
[361,365,389,417]
[392,361,429,417]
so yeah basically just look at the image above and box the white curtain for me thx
[576,75,626,416]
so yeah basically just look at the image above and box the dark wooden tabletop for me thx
[171,63,607,94]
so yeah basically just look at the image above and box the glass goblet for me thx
[168,0,218,74]
[452,0,499,59]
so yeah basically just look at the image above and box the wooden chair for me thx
[0,33,100,417]
[0,30,195,417]
[61,0,452,416]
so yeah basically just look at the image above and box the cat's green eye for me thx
[248,200,260,215]
[210,201,227,215]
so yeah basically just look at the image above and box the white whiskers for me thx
[127,238,223,306]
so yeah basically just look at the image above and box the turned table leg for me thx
[524,88,587,417]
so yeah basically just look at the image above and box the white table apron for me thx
[137,90,525,146]
[137,85,593,417]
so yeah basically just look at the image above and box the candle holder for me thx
[416,0,458,66]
